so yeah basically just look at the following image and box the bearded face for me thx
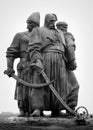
[44,14,57,29]
[47,20,55,29]
[27,22,37,32]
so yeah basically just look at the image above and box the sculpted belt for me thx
[43,45,65,54]
[43,45,67,62]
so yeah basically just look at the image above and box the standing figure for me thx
[27,13,69,116]
[4,12,40,116]
[56,21,79,112]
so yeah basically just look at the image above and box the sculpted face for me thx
[57,25,67,32]
[27,22,37,32]
[48,20,55,29]
[44,14,57,29]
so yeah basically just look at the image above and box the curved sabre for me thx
[5,73,54,88]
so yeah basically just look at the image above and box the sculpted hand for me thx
[4,67,15,77]
[17,59,26,71]
[31,59,43,73]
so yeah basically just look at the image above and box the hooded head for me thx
[26,12,40,31]
[44,13,57,29]
[56,21,68,32]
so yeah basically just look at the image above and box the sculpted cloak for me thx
[6,31,32,112]
[6,12,40,113]
[28,14,68,111]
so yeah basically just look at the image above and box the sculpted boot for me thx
[17,101,25,117]
[31,109,41,117]
[18,110,25,117]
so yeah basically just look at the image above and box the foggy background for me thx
[0,0,93,114]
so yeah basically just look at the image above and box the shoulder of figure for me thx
[39,26,49,35]
[31,27,46,38]
[14,32,26,39]
[38,26,46,32]
[21,31,31,42]
[31,27,40,35]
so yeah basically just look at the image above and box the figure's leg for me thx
[17,100,25,116]
[51,109,60,117]
[30,71,45,117]
[66,71,79,113]
[23,97,30,117]
[66,86,79,110]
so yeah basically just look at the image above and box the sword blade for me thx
[41,70,76,115]
[11,74,54,88]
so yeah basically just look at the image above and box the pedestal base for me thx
[2,116,93,130]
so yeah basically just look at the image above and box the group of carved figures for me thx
[4,12,79,117]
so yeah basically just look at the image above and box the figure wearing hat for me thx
[56,21,79,113]
[56,21,76,70]
[4,12,40,116]
[28,14,70,116]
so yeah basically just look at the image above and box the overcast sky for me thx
[0,0,93,114]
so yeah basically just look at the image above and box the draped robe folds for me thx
[28,27,69,111]
[57,30,79,109]
[6,31,32,112]
[64,32,79,108]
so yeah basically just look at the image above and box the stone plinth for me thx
[2,116,93,130]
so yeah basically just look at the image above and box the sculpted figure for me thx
[56,21,79,112]
[4,12,80,117]
[4,12,40,116]
[27,13,70,116]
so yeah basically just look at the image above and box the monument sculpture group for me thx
[4,12,80,118]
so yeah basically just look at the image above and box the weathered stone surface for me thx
[2,116,93,130]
